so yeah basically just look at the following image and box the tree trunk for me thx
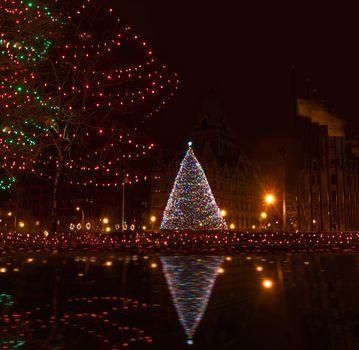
[50,154,63,235]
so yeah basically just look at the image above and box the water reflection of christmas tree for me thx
[161,256,223,345]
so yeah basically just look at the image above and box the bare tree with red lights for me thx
[0,0,179,233]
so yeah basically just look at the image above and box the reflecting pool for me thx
[1,252,359,349]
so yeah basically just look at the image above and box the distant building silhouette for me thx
[296,99,359,231]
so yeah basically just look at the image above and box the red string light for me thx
[0,0,180,188]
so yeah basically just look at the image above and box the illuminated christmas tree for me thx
[0,0,179,231]
[160,143,227,230]
[0,0,61,190]
[161,256,224,345]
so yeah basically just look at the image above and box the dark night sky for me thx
[117,1,359,149]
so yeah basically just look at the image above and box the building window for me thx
[330,174,336,185]
[312,160,318,170]
[331,191,337,202]
[201,118,208,130]
[312,175,317,185]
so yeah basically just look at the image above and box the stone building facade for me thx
[296,99,359,231]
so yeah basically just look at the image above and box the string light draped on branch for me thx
[0,0,60,66]
[160,144,227,230]
[0,0,180,190]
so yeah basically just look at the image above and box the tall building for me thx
[296,99,359,231]
[150,97,260,230]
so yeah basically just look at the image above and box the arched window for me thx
[201,118,208,130]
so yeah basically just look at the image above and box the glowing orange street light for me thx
[260,212,267,219]
[265,194,275,205]
[262,279,273,289]
[220,209,227,217]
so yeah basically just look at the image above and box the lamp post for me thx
[75,207,85,230]
[278,147,287,231]
[7,211,16,232]
[121,180,125,232]
[263,194,275,229]
[121,174,130,232]
[260,211,267,229]
[150,216,156,231]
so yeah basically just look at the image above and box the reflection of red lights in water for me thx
[0,296,152,349]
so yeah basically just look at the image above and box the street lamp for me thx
[150,216,156,230]
[75,207,85,230]
[260,212,268,229]
[7,211,16,232]
[262,279,273,289]
[265,194,275,205]
[121,175,130,232]
[220,209,227,217]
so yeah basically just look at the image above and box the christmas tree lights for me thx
[0,0,60,66]
[0,176,16,190]
[160,144,227,230]
[0,293,14,307]
[161,256,224,344]
[0,0,179,194]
